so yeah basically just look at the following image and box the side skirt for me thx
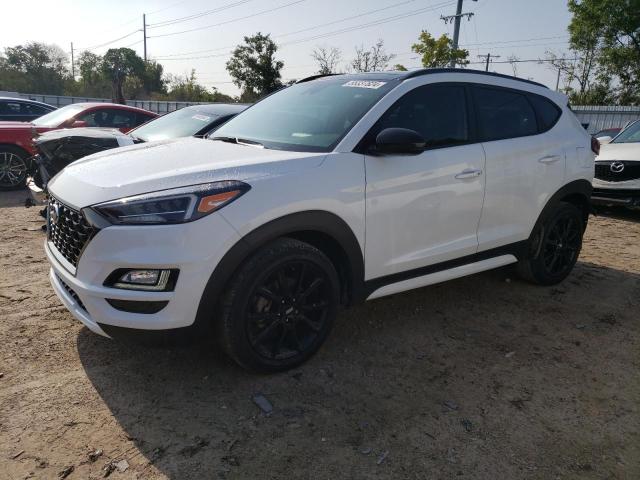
[363,241,526,301]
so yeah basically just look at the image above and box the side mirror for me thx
[374,128,426,155]
[596,135,612,144]
[70,120,88,128]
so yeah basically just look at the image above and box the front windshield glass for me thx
[212,77,398,152]
[612,121,640,143]
[132,107,219,142]
[32,103,86,127]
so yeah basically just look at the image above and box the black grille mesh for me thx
[595,162,640,182]
[48,197,95,268]
[57,275,87,312]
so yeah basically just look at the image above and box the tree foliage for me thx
[568,0,640,104]
[0,42,70,94]
[411,31,469,68]
[101,48,145,103]
[226,33,283,101]
[311,46,342,74]
[350,40,394,72]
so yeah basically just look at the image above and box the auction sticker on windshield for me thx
[192,114,211,122]
[342,80,387,89]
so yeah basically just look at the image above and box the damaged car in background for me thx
[32,103,247,189]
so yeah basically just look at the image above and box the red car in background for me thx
[0,102,157,190]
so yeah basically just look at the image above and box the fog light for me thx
[114,269,171,291]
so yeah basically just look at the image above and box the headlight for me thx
[89,181,250,225]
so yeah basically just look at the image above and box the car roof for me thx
[181,103,248,116]
[0,97,55,108]
[63,102,157,114]
[298,68,548,90]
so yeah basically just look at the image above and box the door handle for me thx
[538,154,562,164]
[454,168,483,180]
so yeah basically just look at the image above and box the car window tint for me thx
[376,84,468,148]
[78,109,137,128]
[528,94,561,132]
[22,103,50,115]
[473,87,537,141]
[0,102,21,114]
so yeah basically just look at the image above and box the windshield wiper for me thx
[210,136,264,148]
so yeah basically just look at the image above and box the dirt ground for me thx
[0,188,639,480]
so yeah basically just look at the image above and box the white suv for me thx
[45,69,595,372]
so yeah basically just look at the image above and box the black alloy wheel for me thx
[541,214,582,277]
[517,201,585,285]
[246,260,331,361]
[218,238,340,372]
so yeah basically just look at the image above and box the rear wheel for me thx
[217,238,340,373]
[517,202,584,285]
[0,146,29,190]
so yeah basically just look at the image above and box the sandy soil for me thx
[1,188,639,480]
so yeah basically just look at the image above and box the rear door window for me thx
[472,86,538,141]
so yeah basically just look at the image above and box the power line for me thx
[154,0,423,58]
[147,0,255,28]
[77,29,140,52]
[148,0,309,38]
[153,1,455,60]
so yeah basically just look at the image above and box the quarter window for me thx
[527,94,561,132]
[473,87,537,141]
[376,84,468,149]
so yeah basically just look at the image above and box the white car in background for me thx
[44,69,595,372]
[592,120,640,208]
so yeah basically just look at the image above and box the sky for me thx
[0,0,574,96]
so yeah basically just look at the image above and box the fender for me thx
[530,179,592,234]
[192,210,365,330]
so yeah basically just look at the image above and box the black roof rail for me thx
[296,73,342,83]
[402,68,548,89]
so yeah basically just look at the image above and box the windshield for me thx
[612,121,640,143]
[212,77,398,152]
[32,103,87,127]
[131,107,219,142]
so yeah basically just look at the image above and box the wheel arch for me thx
[527,179,592,248]
[0,143,31,158]
[193,210,365,332]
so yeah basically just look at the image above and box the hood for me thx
[47,137,326,209]
[35,128,134,171]
[596,142,640,162]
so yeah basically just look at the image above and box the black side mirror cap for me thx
[374,128,426,155]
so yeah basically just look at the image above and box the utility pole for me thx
[70,42,75,79]
[143,13,147,62]
[478,53,500,71]
[555,67,561,91]
[441,0,477,68]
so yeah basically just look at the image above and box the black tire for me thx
[0,146,29,190]
[517,202,584,285]
[217,238,340,373]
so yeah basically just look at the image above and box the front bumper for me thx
[591,178,640,207]
[45,211,242,335]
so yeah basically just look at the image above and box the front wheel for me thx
[0,146,29,190]
[217,238,340,373]
[517,202,585,285]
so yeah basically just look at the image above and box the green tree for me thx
[101,48,145,103]
[226,33,283,100]
[411,31,469,68]
[394,64,408,71]
[0,42,69,94]
[142,61,167,96]
[568,0,640,104]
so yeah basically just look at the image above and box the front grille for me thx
[57,275,87,312]
[48,197,95,268]
[595,161,640,182]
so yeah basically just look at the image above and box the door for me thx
[364,84,486,280]
[471,86,566,250]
